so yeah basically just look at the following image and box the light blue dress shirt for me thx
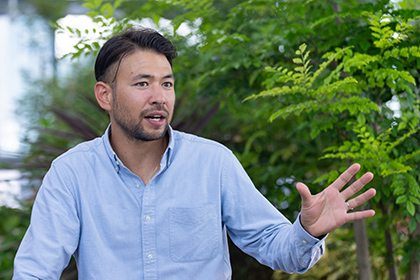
[13,125,326,279]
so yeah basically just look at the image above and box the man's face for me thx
[109,50,175,142]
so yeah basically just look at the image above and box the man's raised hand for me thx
[296,163,376,238]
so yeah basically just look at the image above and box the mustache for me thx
[141,104,170,116]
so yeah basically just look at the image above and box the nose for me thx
[149,83,166,105]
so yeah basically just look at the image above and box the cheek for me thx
[114,97,148,119]
[168,93,176,103]
[167,94,176,111]
[121,94,149,108]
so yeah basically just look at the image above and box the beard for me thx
[112,91,171,142]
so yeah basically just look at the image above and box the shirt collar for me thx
[166,125,174,167]
[102,123,175,174]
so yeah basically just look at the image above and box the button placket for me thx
[142,182,157,277]
[114,159,120,172]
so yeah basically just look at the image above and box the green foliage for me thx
[321,125,420,217]
[249,5,420,276]
[0,207,30,279]
[52,18,114,60]
[245,43,379,139]
[273,227,388,280]
[83,0,125,19]
[51,0,132,60]
[23,0,69,22]
[397,0,420,9]
[6,0,420,278]
[317,12,420,224]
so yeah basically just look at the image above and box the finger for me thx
[341,172,374,200]
[346,209,376,223]
[330,163,361,191]
[346,188,376,210]
[296,182,312,205]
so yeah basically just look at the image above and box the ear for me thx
[94,82,113,112]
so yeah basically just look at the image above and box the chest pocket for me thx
[170,204,219,262]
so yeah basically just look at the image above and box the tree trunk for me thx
[354,217,373,280]
[329,0,342,25]
[384,227,399,280]
[379,201,399,280]
[407,217,420,280]
[348,173,373,280]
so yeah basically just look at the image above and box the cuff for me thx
[293,213,328,246]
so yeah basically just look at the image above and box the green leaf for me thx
[84,0,102,9]
[409,196,420,205]
[293,58,303,64]
[295,66,305,73]
[396,196,407,204]
[400,48,409,57]
[86,11,100,18]
[93,0,102,7]
[409,217,418,234]
[100,3,114,19]
[398,121,407,130]
[83,2,96,9]
[357,114,366,125]
[407,201,416,216]
[114,0,125,8]
[399,71,416,85]
[299,43,307,53]
[393,187,405,196]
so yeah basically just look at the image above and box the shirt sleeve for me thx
[13,162,80,280]
[221,151,326,274]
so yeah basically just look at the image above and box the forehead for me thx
[118,50,172,76]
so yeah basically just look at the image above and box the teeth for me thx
[148,115,162,120]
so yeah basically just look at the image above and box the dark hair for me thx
[94,28,178,83]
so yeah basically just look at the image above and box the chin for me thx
[134,126,168,142]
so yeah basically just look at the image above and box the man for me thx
[13,28,376,279]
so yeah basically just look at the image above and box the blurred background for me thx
[0,0,420,279]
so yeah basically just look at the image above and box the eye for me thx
[162,81,173,88]
[136,81,148,87]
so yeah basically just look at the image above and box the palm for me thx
[297,164,376,237]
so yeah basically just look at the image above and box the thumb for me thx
[296,182,312,205]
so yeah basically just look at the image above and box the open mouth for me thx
[145,115,165,121]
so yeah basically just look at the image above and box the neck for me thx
[109,124,169,183]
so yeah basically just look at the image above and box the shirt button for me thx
[136,184,141,188]
[148,254,153,259]
[115,167,118,171]
[302,240,307,244]
[145,215,151,221]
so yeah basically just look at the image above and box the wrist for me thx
[299,214,326,239]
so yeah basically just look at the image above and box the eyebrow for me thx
[131,73,174,81]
